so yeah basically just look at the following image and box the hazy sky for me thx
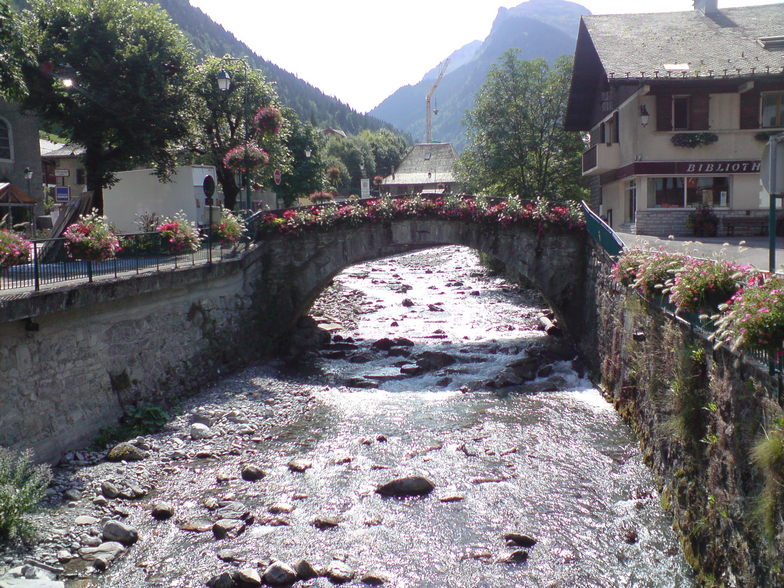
[188,0,782,113]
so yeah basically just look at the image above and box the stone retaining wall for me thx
[580,243,784,586]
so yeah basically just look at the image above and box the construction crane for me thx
[425,58,449,143]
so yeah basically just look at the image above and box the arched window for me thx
[0,118,11,161]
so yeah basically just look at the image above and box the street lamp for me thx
[23,167,35,237]
[216,58,253,211]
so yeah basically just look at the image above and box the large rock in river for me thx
[376,476,435,497]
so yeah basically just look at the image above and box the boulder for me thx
[288,459,313,473]
[376,476,435,497]
[235,568,261,587]
[102,520,138,545]
[325,561,355,584]
[262,561,297,586]
[294,559,319,580]
[189,423,213,440]
[206,571,238,588]
[100,481,120,499]
[106,442,148,462]
[240,464,266,482]
[414,351,456,372]
[311,515,342,530]
[503,533,537,547]
[361,571,390,585]
[212,519,246,540]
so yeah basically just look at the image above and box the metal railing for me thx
[0,231,240,294]
[582,201,625,257]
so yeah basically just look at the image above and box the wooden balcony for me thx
[581,143,620,176]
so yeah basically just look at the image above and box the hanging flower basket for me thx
[223,143,269,172]
[254,107,283,136]
[372,175,384,186]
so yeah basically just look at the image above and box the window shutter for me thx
[740,91,760,129]
[690,93,710,130]
[612,111,620,143]
[656,94,672,131]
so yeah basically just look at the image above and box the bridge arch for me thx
[244,219,588,349]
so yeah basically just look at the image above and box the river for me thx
[4,246,693,587]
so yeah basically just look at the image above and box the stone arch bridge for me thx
[250,219,588,343]
[0,217,594,461]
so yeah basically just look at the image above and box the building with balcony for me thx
[565,1,784,237]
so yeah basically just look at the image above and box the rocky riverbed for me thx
[0,246,693,587]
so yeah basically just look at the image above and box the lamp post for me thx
[23,167,35,237]
[216,58,253,212]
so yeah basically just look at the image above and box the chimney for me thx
[694,0,718,15]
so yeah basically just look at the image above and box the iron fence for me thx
[0,231,239,294]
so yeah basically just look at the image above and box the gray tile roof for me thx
[40,143,85,159]
[585,4,784,81]
[383,143,457,185]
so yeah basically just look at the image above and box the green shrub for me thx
[0,448,51,541]
[95,402,170,447]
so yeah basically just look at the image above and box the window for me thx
[761,92,784,128]
[0,118,11,161]
[76,168,85,185]
[648,176,730,208]
[672,97,690,130]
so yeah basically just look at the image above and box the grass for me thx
[751,419,784,540]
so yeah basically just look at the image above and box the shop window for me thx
[649,176,730,208]
[761,92,784,128]
[0,118,11,161]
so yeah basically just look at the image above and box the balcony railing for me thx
[582,144,598,173]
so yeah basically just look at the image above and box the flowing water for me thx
[84,246,692,587]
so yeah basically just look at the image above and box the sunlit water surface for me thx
[96,246,692,588]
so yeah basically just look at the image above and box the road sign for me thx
[54,169,70,177]
[274,169,282,186]
[55,186,70,202]
[761,137,784,195]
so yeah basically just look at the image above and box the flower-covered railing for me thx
[613,248,784,373]
[251,195,585,237]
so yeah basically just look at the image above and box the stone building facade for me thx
[0,101,43,208]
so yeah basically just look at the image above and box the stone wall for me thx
[0,101,44,205]
[580,243,784,586]
[0,257,265,462]
[0,220,587,463]
[635,209,772,238]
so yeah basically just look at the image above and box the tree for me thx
[190,56,291,210]
[361,128,408,179]
[274,108,323,207]
[21,0,195,213]
[324,133,375,196]
[0,0,30,101]
[455,51,586,200]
